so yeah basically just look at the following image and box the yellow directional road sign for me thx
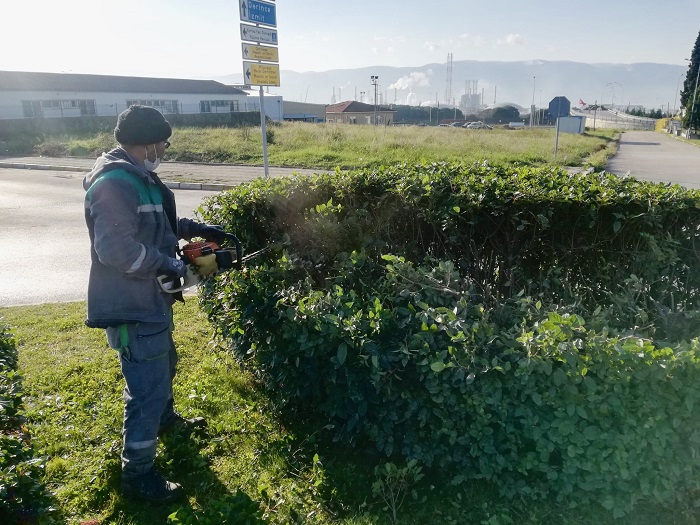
[243,61,280,86]
[242,43,279,63]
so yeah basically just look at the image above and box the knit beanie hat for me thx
[114,105,172,145]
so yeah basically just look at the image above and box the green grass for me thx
[1,301,698,525]
[14,123,618,171]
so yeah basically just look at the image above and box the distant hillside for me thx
[213,59,685,111]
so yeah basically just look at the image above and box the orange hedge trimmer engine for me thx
[181,240,221,265]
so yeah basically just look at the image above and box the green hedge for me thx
[201,163,700,340]
[196,163,700,515]
[0,320,53,524]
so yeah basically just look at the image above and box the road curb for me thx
[0,162,232,191]
[0,162,89,172]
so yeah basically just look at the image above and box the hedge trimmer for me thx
[158,233,273,294]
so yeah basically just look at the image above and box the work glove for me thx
[158,256,187,279]
[197,224,228,242]
[193,250,239,277]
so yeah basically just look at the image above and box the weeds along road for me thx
[0,168,218,307]
[606,131,700,189]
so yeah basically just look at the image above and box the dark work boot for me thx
[159,412,207,437]
[120,466,184,503]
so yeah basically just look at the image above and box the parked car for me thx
[466,121,492,129]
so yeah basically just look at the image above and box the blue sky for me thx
[2,0,698,78]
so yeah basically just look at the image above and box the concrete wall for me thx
[584,117,656,130]
[572,108,656,130]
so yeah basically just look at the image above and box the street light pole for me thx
[428,91,433,125]
[674,72,684,115]
[607,82,615,109]
[530,76,536,128]
[614,82,624,110]
[370,75,379,125]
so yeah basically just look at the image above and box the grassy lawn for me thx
[13,123,619,171]
[1,301,697,525]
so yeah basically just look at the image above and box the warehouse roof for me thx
[0,70,247,95]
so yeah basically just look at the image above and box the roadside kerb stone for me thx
[202,183,233,191]
[0,162,89,172]
[1,161,231,191]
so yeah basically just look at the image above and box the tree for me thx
[490,105,521,123]
[680,31,700,130]
[680,31,700,110]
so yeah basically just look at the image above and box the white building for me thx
[0,70,283,121]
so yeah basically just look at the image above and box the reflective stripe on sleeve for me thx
[126,244,147,273]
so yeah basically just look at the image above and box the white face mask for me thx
[143,145,161,171]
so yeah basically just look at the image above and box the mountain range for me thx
[213,59,687,111]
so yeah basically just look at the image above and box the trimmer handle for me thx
[221,233,243,269]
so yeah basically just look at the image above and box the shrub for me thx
[196,163,700,514]
[33,139,69,157]
[0,320,54,524]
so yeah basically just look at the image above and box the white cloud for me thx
[497,34,525,46]
[389,71,432,91]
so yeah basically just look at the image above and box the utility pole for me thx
[370,75,379,125]
[593,99,597,131]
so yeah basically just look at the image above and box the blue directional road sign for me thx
[240,23,278,45]
[548,96,571,119]
[240,0,276,27]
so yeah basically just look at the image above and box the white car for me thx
[466,121,492,129]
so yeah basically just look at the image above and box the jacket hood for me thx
[83,147,152,190]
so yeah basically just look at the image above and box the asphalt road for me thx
[606,131,700,189]
[0,168,217,307]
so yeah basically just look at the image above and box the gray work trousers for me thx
[106,317,178,478]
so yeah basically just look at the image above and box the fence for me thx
[0,111,264,138]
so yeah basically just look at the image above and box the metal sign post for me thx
[239,0,279,179]
[548,96,570,158]
[259,86,269,177]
